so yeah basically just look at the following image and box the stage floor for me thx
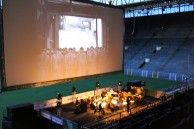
[46,96,159,128]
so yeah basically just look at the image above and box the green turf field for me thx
[0,73,181,129]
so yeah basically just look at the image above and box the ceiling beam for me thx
[71,0,123,9]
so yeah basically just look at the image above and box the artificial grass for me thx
[0,73,181,129]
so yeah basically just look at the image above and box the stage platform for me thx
[45,96,159,129]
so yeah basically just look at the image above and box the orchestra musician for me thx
[75,97,81,114]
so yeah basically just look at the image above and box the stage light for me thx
[57,93,62,100]
[96,82,100,89]
[118,81,122,86]
[72,86,76,92]
[118,81,122,92]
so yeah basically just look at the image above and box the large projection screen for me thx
[3,0,123,87]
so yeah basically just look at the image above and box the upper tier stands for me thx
[124,12,194,78]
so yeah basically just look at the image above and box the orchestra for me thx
[73,84,144,115]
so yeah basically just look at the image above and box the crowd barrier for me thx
[34,86,118,110]
[124,68,188,81]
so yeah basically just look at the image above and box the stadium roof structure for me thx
[72,0,194,9]
[72,0,155,8]
[90,0,154,6]
[44,0,194,11]
[91,0,155,6]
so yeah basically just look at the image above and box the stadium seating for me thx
[124,13,194,77]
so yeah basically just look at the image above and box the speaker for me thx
[127,82,132,92]
[7,103,34,121]
[80,99,87,113]
[132,80,142,87]
[2,117,12,129]
[6,103,37,129]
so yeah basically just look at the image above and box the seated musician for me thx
[90,97,96,110]
[74,97,81,114]
[109,102,115,113]
[75,97,80,109]
[101,88,107,98]
[110,87,114,94]
[118,91,123,100]
[99,103,105,115]
[130,87,136,95]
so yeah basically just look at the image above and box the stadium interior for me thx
[1,0,194,129]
